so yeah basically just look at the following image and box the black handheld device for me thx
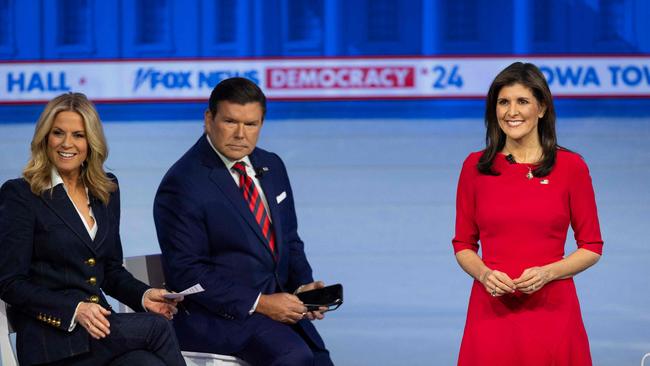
[296,283,344,312]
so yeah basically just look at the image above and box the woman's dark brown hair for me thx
[478,62,558,177]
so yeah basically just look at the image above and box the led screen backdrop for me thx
[2,56,649,103]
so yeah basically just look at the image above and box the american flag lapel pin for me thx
[540,179,549,185]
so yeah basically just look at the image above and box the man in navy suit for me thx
[154,78,333,365]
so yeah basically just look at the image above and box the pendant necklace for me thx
[503,148,536,180]
[525,166,533,180]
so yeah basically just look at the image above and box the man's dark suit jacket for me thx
[0,175,149,366]
[153,135,326,354]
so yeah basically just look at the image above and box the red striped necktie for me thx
[232,162,276,253]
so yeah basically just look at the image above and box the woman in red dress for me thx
[452,62,603,366]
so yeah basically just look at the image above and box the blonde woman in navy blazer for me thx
[0,93,186,366]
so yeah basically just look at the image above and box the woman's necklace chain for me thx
[503,148,538,180]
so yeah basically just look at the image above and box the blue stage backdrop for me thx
[1,2,650,365]
[0,0,649,121]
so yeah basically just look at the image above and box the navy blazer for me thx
[0,175,150,366]
[154,135,325,354]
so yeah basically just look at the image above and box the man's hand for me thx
[295,281,327,320]
[143,288,180,320]
[75,302,111,339]
[295,280,325,294]
[256,293,307,324]
[303,306,328,321]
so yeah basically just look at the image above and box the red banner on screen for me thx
[266,66,415,89]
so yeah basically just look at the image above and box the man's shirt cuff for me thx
[249,293,261,315]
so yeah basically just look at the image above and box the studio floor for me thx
[1,117,648,365]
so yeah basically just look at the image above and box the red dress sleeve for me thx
[452,154,480,253]
[568,155,604,255]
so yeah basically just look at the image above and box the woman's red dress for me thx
[453,150,603,366]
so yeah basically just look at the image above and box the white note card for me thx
[163,283,205,299]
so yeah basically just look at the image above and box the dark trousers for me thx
[234,316,333,366]
[39,312,186,366]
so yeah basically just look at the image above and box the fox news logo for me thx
[133,68,192,91]
[133,68,260,91]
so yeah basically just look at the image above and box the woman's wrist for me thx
[541,263,559,282]
[478,268,492,283]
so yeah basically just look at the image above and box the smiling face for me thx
[47,111,88,178]
[496,83,546,146]
[205,101,264,161]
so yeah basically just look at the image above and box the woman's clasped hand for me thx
[480,267,552,296]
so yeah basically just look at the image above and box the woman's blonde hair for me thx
[23,92,116,205]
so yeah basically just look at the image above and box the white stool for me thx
[642,352,650,366]
[122,254,249,366]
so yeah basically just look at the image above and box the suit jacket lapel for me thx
[199,137,274,259]
[40,185,97,255]
[249,151,284,261]
[90,197,109,250]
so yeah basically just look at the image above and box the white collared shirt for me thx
[206,135,272,221]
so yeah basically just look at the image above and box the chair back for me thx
[125,254,165,288]
[0,299,18,366]
[120,254,165,313]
